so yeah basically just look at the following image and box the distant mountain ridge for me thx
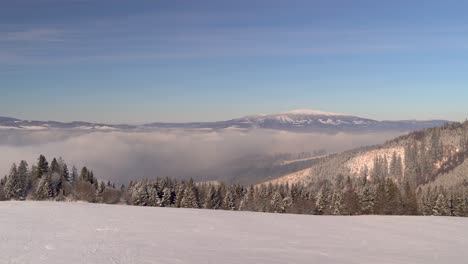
[0,110,451,133]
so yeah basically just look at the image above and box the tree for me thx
[330,190,343,215]
[180,179,199,208]
[451,194,466,217]
[69,166,78,184]
[37,155,49,178]
[161,187,174,207]
[270,190,284,213]
[433,193,449,216]
[35,175,53,200]
[50,158,60,174]
[315,186,330,215]
[61,164,70,183]
[223,187,236,210]
[4,161,29,200]
[4,164,19,199]
[402,181,418,215]
[204,185,221,209]
[239,185,254,211]
[360,185,375,214]
[384,179,402,215]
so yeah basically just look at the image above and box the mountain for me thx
[261,121,468,190]
[146,109,450,133]
[0,110,451,133]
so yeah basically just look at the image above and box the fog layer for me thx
[0,129,401,184]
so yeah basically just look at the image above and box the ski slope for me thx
[1,201,467,264]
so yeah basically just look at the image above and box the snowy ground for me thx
[1,201,468,264]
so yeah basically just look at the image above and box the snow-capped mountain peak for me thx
[282,109,350,116]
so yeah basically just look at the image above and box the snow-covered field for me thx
[1,202,467,264]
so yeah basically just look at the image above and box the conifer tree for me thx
[402,181,418,215]
[180,179,199,208]
[223,187,236,210]
[433,193,449,216]
[35,175,53,200]
[161,187,173,207]
[330,190,343,215]
[37,155,49,178]
[360,185,375,214]
[4,164,19,199]
[50,158,60,174]
[270,190,283,213]
[69,166,78,184]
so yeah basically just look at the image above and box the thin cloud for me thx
[0,28,64,42]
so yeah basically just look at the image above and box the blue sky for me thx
[1,0,468,123]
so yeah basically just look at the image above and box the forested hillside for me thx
[1,121,468,216]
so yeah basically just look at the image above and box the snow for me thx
[318,118,348,125]
[94,126,117,130]
[1,201,467,264]
[346,147,405,176]
[0,126,20,130]
[284,109,349,116]
[19,126,48,130]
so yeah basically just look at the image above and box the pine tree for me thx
[204,185,221,209]
[4,164,19,199]
[239,185,254,211]
[315,186,330,215]
[330,190,343,215]
[223,187,236,210]
[395,156,403,179]
[390,152,398,176]
[61,164,69,183]
[35,175,53,200]
[360,185,375,214]
[270,190,283,213]
[37,155,49,178]
[433,193,449,216]
[161,187,173,207]
[69,166,78,184]
[180,179,199,208]
[17,161,29,198]
[451,194,466,217]
[50,158,60,174]
[402,181,418,215]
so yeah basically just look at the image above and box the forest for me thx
[1,122,468,217]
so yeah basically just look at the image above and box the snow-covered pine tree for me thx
[360,185,375,214]
[223,187,236,210]
[433,193,449,216]
[161,187,173,207]
[35,174,53,200]
[50,158,60,174]
[61,163,69,183]
[4,164,19,199]
[270,190,283,213]
[315,186,330,215]
[36,155,49,178]
[330,190,343,215]
[69,166,78,184]
[180,179,199,208]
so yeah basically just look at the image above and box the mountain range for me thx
[0,109,450,133]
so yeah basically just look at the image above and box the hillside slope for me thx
[263,122,468,189]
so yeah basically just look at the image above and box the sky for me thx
[1,0,468,123]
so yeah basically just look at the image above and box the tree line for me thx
[1,154,467,217]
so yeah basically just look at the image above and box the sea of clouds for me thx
[0,129,401,184]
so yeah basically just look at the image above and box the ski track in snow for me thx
[1,201,468,264]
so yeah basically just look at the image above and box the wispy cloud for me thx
[0,28,63,42]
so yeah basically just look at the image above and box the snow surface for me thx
[284,109,349,116]
[1,201,468,264]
